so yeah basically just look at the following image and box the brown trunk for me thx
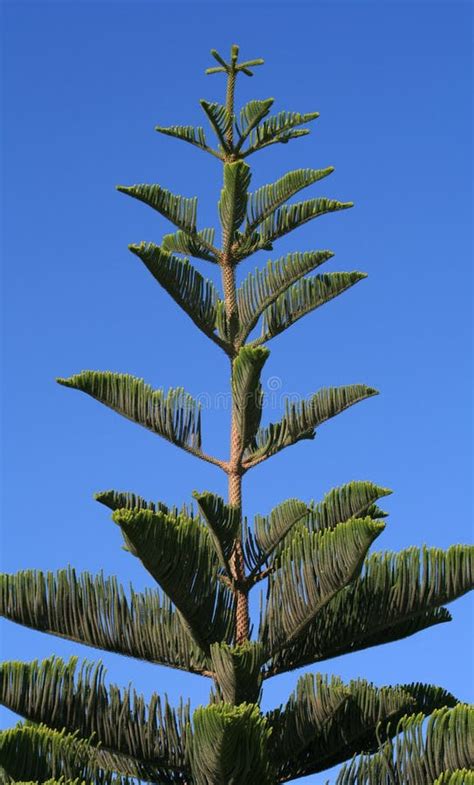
[219,63,250,647]
[228,470,249,645]
[221,262,238,316]
[234,559,250,645]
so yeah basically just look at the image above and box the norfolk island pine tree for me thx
[0,45,473,785]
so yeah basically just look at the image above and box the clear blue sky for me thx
[1,2,472,783]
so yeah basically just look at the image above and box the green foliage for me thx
[0,723,136,785]
[243,110,320,156]
[94,488,172,514]
[400,683,459,715]
[237,250,334,344]
[0,657,190,783]
[265,543,474,676]
[111,508,234,652]
[259,197,353,244]
[116,183,198,234]
[261,517,385,652]
[155,124,207,148]
[234,197,353,260]
[0,724,92,784]
[266,672,349,778]
[244,384,378,465]
[219,162,251,245]
[252,498,309,566]
[335,704,474,784]
[307,480,392,533]
[235,98,274,151]
[189,703,273,785]
[155,124,219,159]
[434,771,474,785]
[245,167,335,235]
[209,642,265,704]
[257,271,367,343]
[57,372,202,452]
[244,482,391,574]
[268,677,458,781]
[200,100,232,153]
[128,242,229,350]
[162,227,218,263]
[193,492,241,573]
[0,569,208,674]
[232,346,270,451]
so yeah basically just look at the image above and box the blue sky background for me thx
[1,2,473,782]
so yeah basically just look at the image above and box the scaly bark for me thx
[219,57,250,646]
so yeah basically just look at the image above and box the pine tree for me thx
[1,45,473,785]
